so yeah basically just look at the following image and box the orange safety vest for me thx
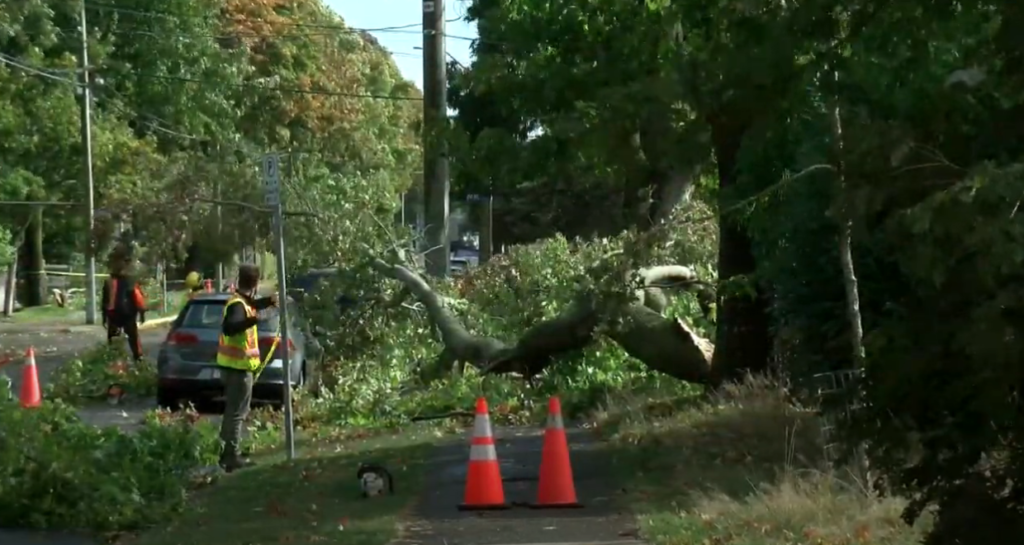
[215,296,261,372]
[106,277,146,313]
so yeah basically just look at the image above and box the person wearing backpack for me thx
[101,260,148,363]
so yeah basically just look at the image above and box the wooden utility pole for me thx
[422,0,450,277]
[79,2,98,324]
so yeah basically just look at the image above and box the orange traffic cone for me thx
[532,396,582,508]
[20,347,42,408]
[458,397,509,510]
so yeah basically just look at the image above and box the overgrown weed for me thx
[595,376,929,544]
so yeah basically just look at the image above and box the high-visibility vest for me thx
[216,296,261,372]
[106,277,146,313]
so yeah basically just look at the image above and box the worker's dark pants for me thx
[106,313,143,361]
[219,367,253,461]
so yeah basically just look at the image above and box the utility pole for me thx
[79,2,98,325]
[215,178,224,290]
[479,194,493,264]
[422,0,450,277]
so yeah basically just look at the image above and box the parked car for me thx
[289,268,360,312]
[155,292,323,408]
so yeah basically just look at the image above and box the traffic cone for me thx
[532,396,582,508]
[20,347,42,408]
[458,397,509,510]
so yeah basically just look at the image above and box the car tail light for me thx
[167,331,199,345]
[258,337,295,358]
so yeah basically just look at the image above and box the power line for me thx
[0,52,421,101]
[84,2,469,37]
[0,53,77,85]
[132,72,422,101]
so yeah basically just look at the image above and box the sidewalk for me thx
[0,529,96,545]
[0,316,174,335]
[395,425,642,545]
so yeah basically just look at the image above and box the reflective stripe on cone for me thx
[458,397,509,510]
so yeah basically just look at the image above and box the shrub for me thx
[0,392,218,531]
[48,342,157,402]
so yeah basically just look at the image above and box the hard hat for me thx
[184,271,200,289]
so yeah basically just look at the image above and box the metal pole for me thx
[276,154,295,460]
[79,2,98,325]
[422,0,450,277]
[159,261,168,314]
[480,194,493,263]
[215,179,224,291]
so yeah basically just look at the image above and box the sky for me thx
[325,0,478,91]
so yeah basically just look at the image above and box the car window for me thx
[179,300,297,331]
[179,301,227,329]
[254,301,300,332]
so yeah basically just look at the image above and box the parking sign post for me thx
[261,152,295,460]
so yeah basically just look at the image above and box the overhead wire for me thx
[83,2,476,41]
[0,53,78,85]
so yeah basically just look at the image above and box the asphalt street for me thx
[0,323,170,429]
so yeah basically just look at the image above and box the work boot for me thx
[219,453,256,473]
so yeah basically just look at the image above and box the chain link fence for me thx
[14,265,232,318]
[810,368,872,481]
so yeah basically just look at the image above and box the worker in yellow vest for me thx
[217,263,277,472]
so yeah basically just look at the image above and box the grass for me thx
[595,376,930,545]
[124,428,440,545]
[1,291,186,325]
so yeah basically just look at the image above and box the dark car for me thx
[289,268,360,312]
[155,292,323,408]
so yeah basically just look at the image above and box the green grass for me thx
[1,304,80,323]
[125,430,439,545]
[1,291,186,325]
[596,378,930,545]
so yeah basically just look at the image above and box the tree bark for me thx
[831,71,866,365]
[371,256,715,383]
[25,206,45,307]
[709,118,773,382]
[4,221,29,317]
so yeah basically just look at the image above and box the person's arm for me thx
[251,296,277,311]
[100,280,109,325]
[221,301,260,336]
[133,284,146,322]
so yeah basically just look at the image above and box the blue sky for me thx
[325,0,478,90]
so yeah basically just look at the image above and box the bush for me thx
[0,390,219,531]
[48,342,157,402]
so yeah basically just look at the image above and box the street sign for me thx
[262,153,281,207]
[258,152,294,460]
[262,153,280,186]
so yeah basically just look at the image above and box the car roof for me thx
[186,293,296,304]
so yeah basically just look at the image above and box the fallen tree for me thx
[369,256,718,385]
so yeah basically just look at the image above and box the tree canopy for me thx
[4,0,1024,541]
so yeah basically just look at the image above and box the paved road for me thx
[398,426,642,545]
[0,324,169,429]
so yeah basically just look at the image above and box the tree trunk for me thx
[3,259,18,317]
[4,221,29,316]
[371,256,715,383]
[25,206,45,307]
[831,71,865,365]
[709,119,773,382]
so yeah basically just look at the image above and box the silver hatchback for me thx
[155,293,323,408]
